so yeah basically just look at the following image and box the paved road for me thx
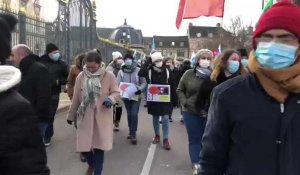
[47,102,191,175]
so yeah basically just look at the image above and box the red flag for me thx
[176,0,186,29]
[176,0,225,29]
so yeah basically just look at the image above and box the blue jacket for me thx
[199,73,300,175]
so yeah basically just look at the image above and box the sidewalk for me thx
[57,93,71,114]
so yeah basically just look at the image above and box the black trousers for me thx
[114,105,122,123]
[45,94,59,139]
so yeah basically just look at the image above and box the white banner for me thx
[119,82,139,101]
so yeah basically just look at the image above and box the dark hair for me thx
[163,57,173,64]
[84,50,102,64]
[211,49,244,82]
[123,53,134,60]
[237,48,248,57]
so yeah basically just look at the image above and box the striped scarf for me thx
[77,66,105,121]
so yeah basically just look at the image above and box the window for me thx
[159,42,163,46]
[208,33,213,38]
[196,33,202,37]
[177,51,185,57]
[171,42,175,46]
[119,39,125,44]
[180,42,184,47]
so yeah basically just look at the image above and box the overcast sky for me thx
[40,0,263,37]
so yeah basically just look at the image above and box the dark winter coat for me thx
[199,73,300,175]
[0,66,49,175]
[176,63,191,86]
[39,54,68,95]
[18,54,52,123]
[196,71,240,112]
[142,65,176,116]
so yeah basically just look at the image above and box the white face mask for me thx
[200,59,211,68]
[155,61,163,68]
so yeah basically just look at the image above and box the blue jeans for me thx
[38,122,48,138]
[83,149,104,175]
[153,115,169,139]
[123,99,141,136]
[183,111,207,164]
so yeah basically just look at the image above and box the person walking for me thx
[177,49,213,175]
[117,53,146,145]
[39,43,68,146]
[67,50,119,175]
[196,49,247,113]
[67,53,84,100]
[10,44,52,138]
[0,13,49,175]
[141,52,176,150]
[66,53,86,161]
[164,57,178,122]
[199,2,300,175]
[106,51,124,131]
[177,58,192,123]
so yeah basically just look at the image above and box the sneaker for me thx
[169,117,173,122]
[44,138,51,147]
[114,122,120,132]
[152,135,160,144]
[192,164,200,175]
[163,139,171,150]
[131,136,137,145]
[127,134,132,140]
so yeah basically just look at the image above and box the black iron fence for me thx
[0,3,97,66]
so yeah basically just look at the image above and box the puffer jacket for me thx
[0,66,49,175]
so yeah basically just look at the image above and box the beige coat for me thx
[67,71,120,152]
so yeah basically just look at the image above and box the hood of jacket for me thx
[0,65,21,93]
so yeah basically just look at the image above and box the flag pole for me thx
[262,0,265,10]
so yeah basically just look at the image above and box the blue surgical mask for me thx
[124,59,133,66]
[51,53,60,61]
[241,58,249,67]
[255,42,297,69]
[228,60,240,74]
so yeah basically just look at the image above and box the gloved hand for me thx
[103,97,113,108]
[67,120,73,125]
[67,120,77,128]
[135,89,142,95]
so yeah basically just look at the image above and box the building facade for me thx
[144,36,189,58]
[97,19,144,63]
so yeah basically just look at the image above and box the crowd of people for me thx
[0,1,300,175]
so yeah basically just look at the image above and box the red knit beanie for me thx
[253,2,300,48]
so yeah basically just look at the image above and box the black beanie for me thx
[0,14,17,65]
[46,43,59,54]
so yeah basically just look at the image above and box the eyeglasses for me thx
[255,34,298,45]
[200,57,211,60]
